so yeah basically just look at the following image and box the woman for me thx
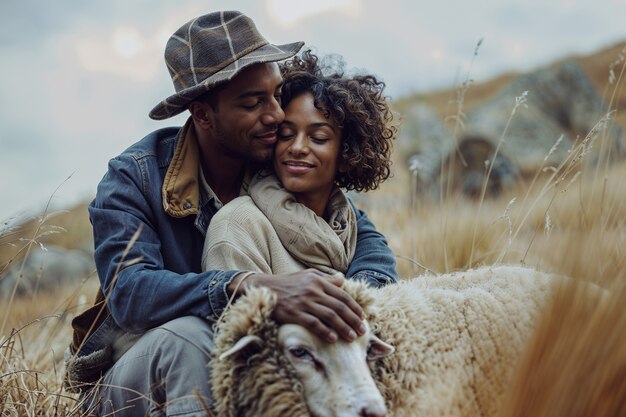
[202,51,396,278]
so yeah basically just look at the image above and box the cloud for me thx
[74,27,164,82]
[266,0,362,28]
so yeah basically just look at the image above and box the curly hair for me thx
[279,50,397,192]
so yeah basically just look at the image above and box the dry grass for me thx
[1,283,96,416]
[1,188,96,416]
[2,43,626,416]
[366,159,626,288]
[497,277,626,417]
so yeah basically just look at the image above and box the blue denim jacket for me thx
[80,118,397,358]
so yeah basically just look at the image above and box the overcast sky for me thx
[1,0,625,221]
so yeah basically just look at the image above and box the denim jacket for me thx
[72,117,397,367]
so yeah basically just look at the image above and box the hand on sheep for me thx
[231,269,366,343]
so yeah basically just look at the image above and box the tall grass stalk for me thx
[510,113,613,252]
[591,46,626,201]
[1,174,73,336]
[439,38,483,271]
[468,90,527,267]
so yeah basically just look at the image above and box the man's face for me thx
[204,63,284,163]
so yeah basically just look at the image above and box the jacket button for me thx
[210,279,218,286]
[183,201,192,209]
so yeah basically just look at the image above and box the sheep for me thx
[365,265,559,417]
[213,288,393,417]
[210,265,564,417]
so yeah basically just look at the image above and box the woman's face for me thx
[273,92,342,212]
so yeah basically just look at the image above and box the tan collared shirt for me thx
[198,165,224,212]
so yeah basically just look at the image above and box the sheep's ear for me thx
[219,335,263,361]
[366,335,395,361]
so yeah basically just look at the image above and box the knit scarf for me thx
[248,172,356,274]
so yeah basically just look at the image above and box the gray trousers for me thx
[84,316,215,416]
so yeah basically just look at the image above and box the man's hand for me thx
[228,269,365,343]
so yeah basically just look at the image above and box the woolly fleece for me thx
[211,265,556,417]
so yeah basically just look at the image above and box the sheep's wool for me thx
[211,265,556,417]
[363,266,554,417]
[211,287,309,417]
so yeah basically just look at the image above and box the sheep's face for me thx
[278,321,394,417]
[214,285,390,417]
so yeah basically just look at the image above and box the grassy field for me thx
[1,44,625,416]
[368,159,626,288]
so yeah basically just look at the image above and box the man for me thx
[66,10,397,416]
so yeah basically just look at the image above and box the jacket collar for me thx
[162,117,201,218]
[162,117,257,218]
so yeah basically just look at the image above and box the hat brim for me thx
[149,41,304,120]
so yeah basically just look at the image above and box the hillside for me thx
[395,40,626,125]
[1,40,625,267]
[0,200,93,275]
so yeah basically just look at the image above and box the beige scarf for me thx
[248,172,356,274]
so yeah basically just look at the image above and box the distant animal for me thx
[210,265,561,417]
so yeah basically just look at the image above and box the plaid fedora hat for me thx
[149,11,304,120]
